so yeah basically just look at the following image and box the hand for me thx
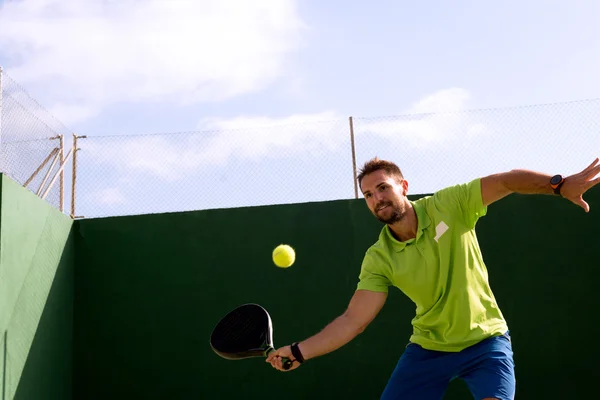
[561,158,600,212]
[265,345,302,372]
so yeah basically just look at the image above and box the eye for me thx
[365,193,372,199]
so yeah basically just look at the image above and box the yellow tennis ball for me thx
[272,244,295,268]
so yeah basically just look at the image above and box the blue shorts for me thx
[380,332,515,400]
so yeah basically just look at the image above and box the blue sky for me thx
[1,0,599,217]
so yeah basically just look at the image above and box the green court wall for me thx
[73,188,600,399]
[0,174,74,400]
[1,169,598,399]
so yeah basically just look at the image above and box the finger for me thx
[585,176,600,190]
[584,163,600,179]
[582,158,600,174]
[268,358,280,368]
[574,196,590,213]
[270,356,279,368]
[267,348,283,362]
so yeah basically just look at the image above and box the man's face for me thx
[360,170,407,225]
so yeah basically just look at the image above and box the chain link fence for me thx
[0,69,73,214]
[2,68,600,219]
[75,99,600,219]
[74,119,354,218]
[353,99,600,197]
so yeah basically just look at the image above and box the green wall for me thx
[73,188,600,399]
[0,174,74,400]
[74,199,395,399]
[1,167,597,399]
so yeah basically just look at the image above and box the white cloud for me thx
[88,187,126,205]
[79,88,486,181]
[82,110,342,181]
[355,88,488,148]
[196,111,344,160]
[0,0,306,122]
[49,103,99,125]
[407,87,470,114]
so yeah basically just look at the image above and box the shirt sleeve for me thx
[433,178,487,229]
[356,251,391,293]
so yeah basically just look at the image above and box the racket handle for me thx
[282,357,293,370]
[266,348,294,370]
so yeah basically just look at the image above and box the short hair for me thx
[357,157,404,188]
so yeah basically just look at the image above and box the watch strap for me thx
[291,342,305,364]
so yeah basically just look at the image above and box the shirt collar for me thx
[382,200,431,252]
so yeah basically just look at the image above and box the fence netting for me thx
[0,71,71,212]
[75,119,354,218]
[2,69,599,219]
[352,99,600,197]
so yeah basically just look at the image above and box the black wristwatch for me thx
[291,342,305,364]
[550,174,565,196]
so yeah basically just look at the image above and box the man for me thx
[266,157,600,399]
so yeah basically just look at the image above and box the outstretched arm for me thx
[266,289,387,371]
[481,158,600,211]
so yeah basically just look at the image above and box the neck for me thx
[388,202,418,242]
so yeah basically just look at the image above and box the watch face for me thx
[550,175,563,185]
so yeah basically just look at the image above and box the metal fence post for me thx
[349,116,358,199]
[71,134,86,219]
[59,134,64,212]
[71,134,79,218]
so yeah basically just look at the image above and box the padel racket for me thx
[210,303,293,370]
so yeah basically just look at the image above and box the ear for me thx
[402,180,409,196]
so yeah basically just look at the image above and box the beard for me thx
[374,202,406,224]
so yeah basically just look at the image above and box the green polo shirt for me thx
[357,178,508,352]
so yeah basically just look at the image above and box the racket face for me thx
[210,303,274,360]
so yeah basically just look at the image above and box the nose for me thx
[373,191,385,202]
[372,194,385,209]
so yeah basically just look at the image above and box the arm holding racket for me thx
[266,289,387,371]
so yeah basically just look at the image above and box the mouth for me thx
[376,204,390,212]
